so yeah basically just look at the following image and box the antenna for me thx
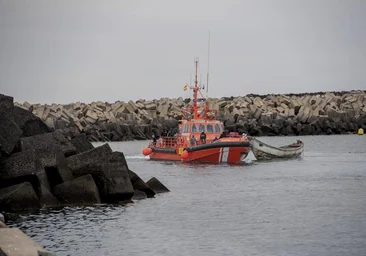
[206,30,211,98]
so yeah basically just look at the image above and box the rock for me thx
[21,137,74,187]
[132,189,147,200]
[108,151,129,168]
[0,112,22,155]
[66,143,113,175]
[146,177,170,193]
[0,228,53,255]
[53,174,101,205]
[21,131,77,157]
[259,124,272,135]
[65,145,136,203]
[128,169,155,198]
[0,182,40,212]
[163,118,179,129]
[260,112,273,126]
[40,184,60,207]
[11,106,52,137]
[70,133,94,153]
[0,94,14,109]
[100,162,134,203]
[297,106,311,123]
[0,150,49,196]
[47,150,75,188]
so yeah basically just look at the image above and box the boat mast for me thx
[193,58,199,119]
[204,30,211,119]
[206,30,210,97]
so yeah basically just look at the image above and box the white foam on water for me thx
[241,150,257,164]
[125,155,149,160]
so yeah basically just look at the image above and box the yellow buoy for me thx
[358,128,364,135]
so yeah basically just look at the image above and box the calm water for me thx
[7,135,366,256]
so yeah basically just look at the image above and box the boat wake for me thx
[241,151,257,165]
[125,155,149,160]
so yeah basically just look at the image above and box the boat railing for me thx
[150,136,186,148]
[228,132,241,138]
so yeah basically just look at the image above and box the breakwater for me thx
[1,93,168,214]
[0,93,169,253]
[15,90,366,141]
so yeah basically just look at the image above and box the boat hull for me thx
[251,138,304,160]
[183,146,249,164]
[149,151,181,161]
[149,141,250,164]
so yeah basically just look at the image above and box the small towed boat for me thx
[142,59,251,164]
[250,138,304,160]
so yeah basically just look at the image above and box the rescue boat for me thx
[142,60,251,164]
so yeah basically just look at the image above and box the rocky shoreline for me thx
[0,93,169,254]
[15,90,366,141]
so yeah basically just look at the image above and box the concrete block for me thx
[0,182,40,212]
[40,184,60,207]
[86,110,98,120]
[132,190,147,200]
[85,117,98,124]
[0,112,22,155]
[70,134,94,153]
[128,100,138,112]
[54,174,101,205]
[0,228,53,255]
[66,143,113,175]
[124,103,135,114]
[145,101,157,110]
[21,131,77,157]
[128,169,155,198]
[159,104,169,117]
[100,162,134,203]
[253,97,263,108]
[0,150,49,196]
[146,177,169,194]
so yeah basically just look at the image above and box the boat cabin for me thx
[179,119,225,143]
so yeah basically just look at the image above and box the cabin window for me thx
[183,124,189,133]
[199,124,205,132]
[207,124,213,133]
[220,124,225,132]
[192,124,197,132]
[214,124,221,133]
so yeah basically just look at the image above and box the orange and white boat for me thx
[142,60,251,164]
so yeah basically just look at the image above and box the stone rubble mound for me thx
[14,90,366,140]
[0,93,169,213]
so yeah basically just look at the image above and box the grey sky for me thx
[0,0,365,104]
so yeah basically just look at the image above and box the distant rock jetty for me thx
[14,90,366,141]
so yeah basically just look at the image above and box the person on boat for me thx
[152,134,157,146]
[161,129,167,137]
[190,135,197,146]
[169,127,178,137]
[200,131,207,144]
[219,130,228,138]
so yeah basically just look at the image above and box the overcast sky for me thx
[0,0,365,104]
